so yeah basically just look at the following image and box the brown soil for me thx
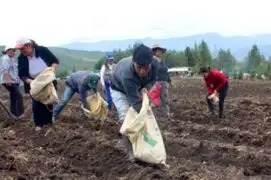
[0,78,271,180]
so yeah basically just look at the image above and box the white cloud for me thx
[0,0,270,45]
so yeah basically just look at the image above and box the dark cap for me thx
[87,74,100,89]
[132,44,153,66]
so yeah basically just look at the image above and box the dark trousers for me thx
[104,81,113,110]
[31,83,57,127]
[31,98,53,127]
[3,84,24,117]
[206,83,229,116]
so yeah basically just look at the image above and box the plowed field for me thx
[0,78,271,180]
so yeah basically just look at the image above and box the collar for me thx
[27,49,36,59]
[154,55,161,62]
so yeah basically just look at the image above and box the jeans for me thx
[4,84,24,117]
[207,83,229,117]
[110,89,133,157]
[104,81,113,110]
[54,86,76,117]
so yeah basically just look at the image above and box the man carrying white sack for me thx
[110,44,159,162]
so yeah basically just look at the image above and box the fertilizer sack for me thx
[30,67,59,105]
[81,92,108,121]
[120,93,168,166]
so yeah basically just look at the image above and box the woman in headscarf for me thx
[16,38,59,131]
[0,45,24,119]
[152,44,173,118]
[199,66,229,119]
[100,53,116,110]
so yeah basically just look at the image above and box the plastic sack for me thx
[148,84,162,106]
[30,67,59,105]
[208,93,219,103]
[81,92,108,121]
[120,93,169,167]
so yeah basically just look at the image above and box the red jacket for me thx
[204,70,228,94]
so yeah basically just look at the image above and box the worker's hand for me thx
[213,90,218,96]
[141,88,148,94]
[26,79,33,84]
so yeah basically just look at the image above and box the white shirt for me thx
[28,56,47,78]
[100,64,114,87]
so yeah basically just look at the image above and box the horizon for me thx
[0,32,270,47]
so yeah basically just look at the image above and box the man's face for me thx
[155,49,164,57]
[108,60,114,65]
[18,44,33,56]
[134,62,151,77]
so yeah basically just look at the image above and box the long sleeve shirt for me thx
[66,71,97,109]
[100,63,115,87]
[110,56,159,113]
[0,55,21,84]
[204,69,228,94]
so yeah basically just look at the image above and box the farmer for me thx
[110,44,159,162]
[199,66,229,118]
[100,53,116,110]
[0,45,24,119]
[152,44,173,118]
[16,38,59,131]
[53,71,100,119]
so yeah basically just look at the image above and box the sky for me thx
[1,0,270,46]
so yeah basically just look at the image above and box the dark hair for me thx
[2,51,6,55]
[199,66,211,73]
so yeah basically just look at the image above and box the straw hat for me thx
[151,44,167,53]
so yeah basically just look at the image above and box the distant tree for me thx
[198,40,212,66]
[246,44,262,73]
[184,47,196,67]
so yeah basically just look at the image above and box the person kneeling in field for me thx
[199,66,229,119]
[110,44,159,162]
[53,71,100,120]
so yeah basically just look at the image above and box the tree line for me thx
[57,40,271,80]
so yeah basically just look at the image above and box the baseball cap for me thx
[87,74,100,89]
[15,37,32,49]
[132,44,153,66]
[106,53,114,61]
[4,44,16,51]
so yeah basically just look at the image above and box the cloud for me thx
[0,0,270,45]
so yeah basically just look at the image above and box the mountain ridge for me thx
[60,33,271,60]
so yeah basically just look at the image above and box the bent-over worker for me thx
[110,44,159,162]
[199,66,229,119]
[53,71,100,120]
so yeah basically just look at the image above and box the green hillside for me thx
[0,46,105,72]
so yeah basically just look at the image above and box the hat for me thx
[4,44,16,51]
[132,44,153,66]
[106,53,114,61]
[152,44,167,52]
[87,74,100,89]
[15,37,32,49]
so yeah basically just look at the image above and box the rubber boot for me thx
[122,136,135,162]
